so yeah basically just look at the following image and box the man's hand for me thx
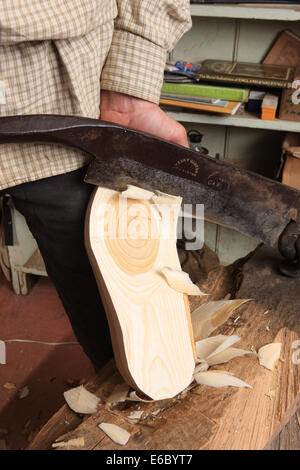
[100,90,189,148]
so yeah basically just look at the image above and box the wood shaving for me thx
[161,267,207,296]
[206,347,254,366]
[258,343,281,371]
[52,437,85,448]
[18,386,29,399]
[3,382,17,390]
[191,299,250,341]
[194,371,252,389]
[127,410,144,420]
[205,335,240,360]
[195,335,229,361]
[121,185,154,200]
[194,362,209,374]
[151,191,181,218]
[200,369,236,376]
[98,423,130,446]
[152,191,182,206]
[64,385,100,414]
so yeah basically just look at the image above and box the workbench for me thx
[27,246,300,450]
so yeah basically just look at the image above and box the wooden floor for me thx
[0,276,94,450]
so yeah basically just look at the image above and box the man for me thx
[0,1,192,370]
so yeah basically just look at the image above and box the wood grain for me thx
[85,187,195,400]
[266,407,300,450]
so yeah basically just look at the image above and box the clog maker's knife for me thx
[0,114,300,275]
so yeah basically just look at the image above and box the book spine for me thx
[159,98,240,115]
[159,98,230,113]
[161,83,248,102]
[195,73,291,89]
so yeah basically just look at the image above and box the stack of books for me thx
[160,58,294,118]
[161,80,248,116]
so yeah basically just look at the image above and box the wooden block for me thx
[85,187,195,400]
[282,154,300,190]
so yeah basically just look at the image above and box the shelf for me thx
[165,109,300,132]
[190,4,300,21]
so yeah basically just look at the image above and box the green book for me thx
[161,82,249,102]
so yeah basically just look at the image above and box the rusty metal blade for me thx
[0,114,300,248]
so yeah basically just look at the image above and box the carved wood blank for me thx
[85,187,195,400]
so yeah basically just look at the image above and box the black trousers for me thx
[1,166,113,370]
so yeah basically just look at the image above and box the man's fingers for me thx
[175,130,189,148]
[169,121,189,148]
[100,93,191,149]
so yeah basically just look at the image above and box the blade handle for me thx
[0,114,123,158]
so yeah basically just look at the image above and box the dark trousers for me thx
[1,166,113,370]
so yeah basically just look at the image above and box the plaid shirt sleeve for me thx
[0,0,117,44]
[0,1,191,190]
[101,0,192,104]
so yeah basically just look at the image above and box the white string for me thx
[3,339,79,346]
[0,339,79,365]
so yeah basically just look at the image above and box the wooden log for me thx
[29,245,300,450]
[85,187,196,400]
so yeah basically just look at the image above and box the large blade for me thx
[0,114,300,247]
